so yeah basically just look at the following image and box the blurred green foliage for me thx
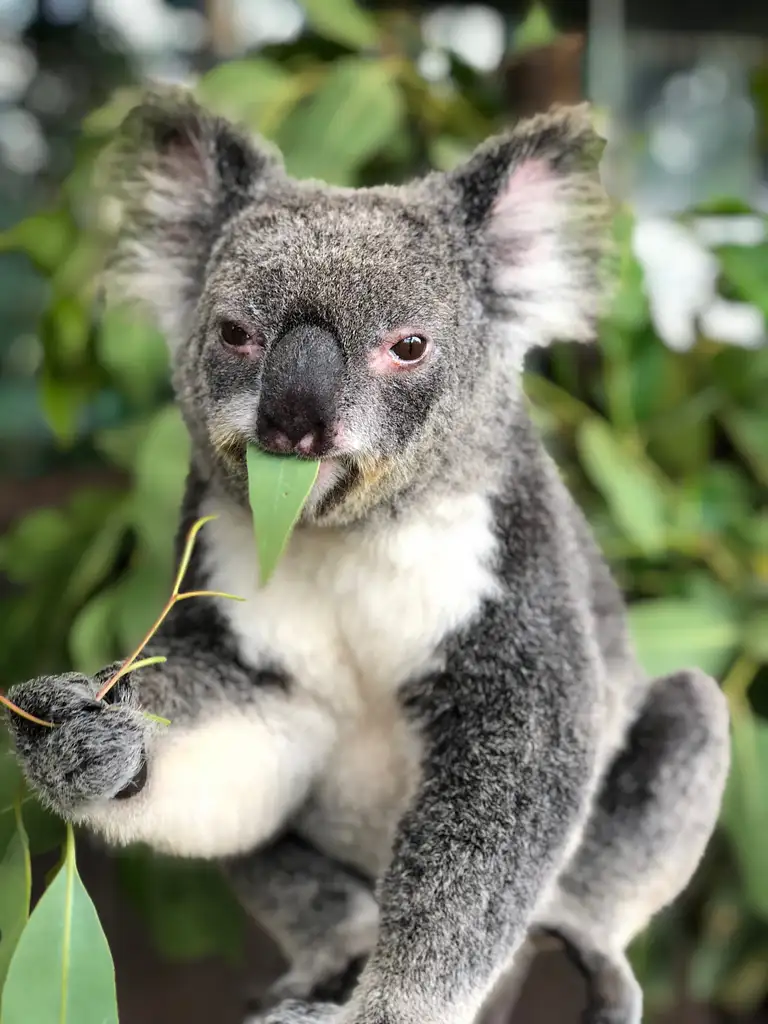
[0,0,767,1017]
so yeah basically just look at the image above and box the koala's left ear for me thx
[446,104,612,351]
[100,88,282,347]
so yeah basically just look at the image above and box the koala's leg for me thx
[225,834,377,1016]
[537,667,730,1024]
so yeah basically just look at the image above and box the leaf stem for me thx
[60,824,76,1024]
[95,515,242,701]
[0,694,56,729]
[94,593,178,700]
[1,516,240,725]
[122,656,167,673]
[722,654,759,711]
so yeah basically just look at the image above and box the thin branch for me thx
[95,516,242,701]
[2,516,242,728]
[0,694,56,729]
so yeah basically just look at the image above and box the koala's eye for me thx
[219,321,253,349]
[389,334,429,364]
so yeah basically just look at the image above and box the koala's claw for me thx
[5,671,148,814]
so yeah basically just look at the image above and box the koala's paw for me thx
[5,670,148,814]
[245,1001,341,1024]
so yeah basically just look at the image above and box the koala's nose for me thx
[259,407,326,457]
[256,325,343,459]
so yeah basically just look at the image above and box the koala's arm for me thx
[344,534,601,1024]
[6,633,336,859]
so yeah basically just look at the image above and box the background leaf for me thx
[629,597,740,678]
[278,57,405,185]
[1,826,118,1024]
[97,308,168,405]
[0,805,30,990]
[721,410,768,486]
[69,587,120,674]
[721,711,768,920]
[577,418,668,555]
[718,243,768,318]
[0,729,23,814]
[300,0,379,49]
[196,59,301,136]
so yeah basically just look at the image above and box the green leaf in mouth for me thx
[246,444,321,587]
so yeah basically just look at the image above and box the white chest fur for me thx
[85,490,501,863]
[203,491,501,870]
[203,491,500,716]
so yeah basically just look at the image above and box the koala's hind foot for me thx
[537,667,730,1024]
[224,835,376,1015]
[551,932,641,1024]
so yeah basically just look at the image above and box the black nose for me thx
[257,325,343,458]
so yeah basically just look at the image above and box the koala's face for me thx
[187,186,471,520]
[107,91,608,522]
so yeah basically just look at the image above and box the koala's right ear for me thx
[444,104,611,354]
[100,88,281,347]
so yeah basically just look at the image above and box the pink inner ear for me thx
[489,155,568,326]
[492,158,558,219]
[507,157,552,188]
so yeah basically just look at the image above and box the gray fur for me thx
[225,836,374,1010]
[6,90,729,1024]
[10,670,146,811]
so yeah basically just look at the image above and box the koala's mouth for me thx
[211,429,367,520]
[304,457,361,520]
[307,459,348,507]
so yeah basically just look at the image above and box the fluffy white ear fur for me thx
[452,105,612,354]
[100,88,279,349]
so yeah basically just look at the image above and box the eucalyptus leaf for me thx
[1,825,118,1024]
[300,0,379,49]
[0,728,22,813]
[744,610,768,662]
[61,509,127,612]
[717,243,768,317]
[513,1,558,53]
[0,211,75,273]
[721,711,768,921]
[246,445,319,586]
[721,410,768,487]
[197,59,301,137]
[278,57,404,185]
[97,306,168,403]
[69,587,119,675]
[629,597,739,679]
[130,405,190,572]
[577,418,668,556]
[0,804,30,990]
[0,798,65,859]
[0,809,16,860]
[39,372,84,448]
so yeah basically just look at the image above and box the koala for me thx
[6,90,730,1024]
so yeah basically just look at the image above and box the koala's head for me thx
[104,89,609,524]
